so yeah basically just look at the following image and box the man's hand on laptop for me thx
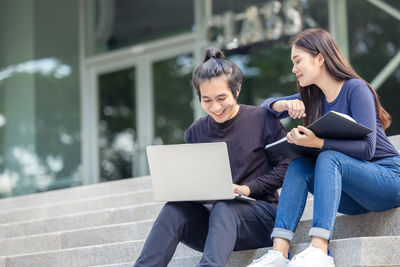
[233,184,250,197]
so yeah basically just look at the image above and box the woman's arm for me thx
[261,93,303,119]
[279,81,377,160]
[322,83,377,160]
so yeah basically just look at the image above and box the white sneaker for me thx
[247,250,290,267]
[288,245,335,267]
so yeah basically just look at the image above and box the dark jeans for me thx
[134,200,276,267]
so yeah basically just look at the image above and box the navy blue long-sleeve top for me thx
[261,78,399,161]
[185,104,290,205]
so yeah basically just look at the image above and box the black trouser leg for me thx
[196,200,276,267]
[134,202,209,267]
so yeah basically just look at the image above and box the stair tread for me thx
[0,190,154,224]
[1,236,400,267]
[0,202,163,239]
[0,177,152,211]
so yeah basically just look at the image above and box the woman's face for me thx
[291,45,322,87]
[199,78,239,123]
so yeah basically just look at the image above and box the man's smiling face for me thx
[199,78,239,123]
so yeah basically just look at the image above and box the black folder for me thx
[265,111,373,159]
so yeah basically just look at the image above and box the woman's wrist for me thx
[271,100,287,112]
[315,138,324,149]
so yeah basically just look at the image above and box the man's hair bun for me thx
[203,47,225,62]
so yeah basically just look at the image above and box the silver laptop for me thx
[146,142,255,202]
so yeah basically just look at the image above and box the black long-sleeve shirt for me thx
[185,104,290,205]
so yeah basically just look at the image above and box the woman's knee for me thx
[289,156,314,171]
[285,156,315,182]
[316,150,344,166]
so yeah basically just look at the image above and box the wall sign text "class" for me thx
[206,0,303,49]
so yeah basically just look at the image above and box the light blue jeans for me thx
[271,150,400,241]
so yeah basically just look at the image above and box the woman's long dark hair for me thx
[192,47,243,101]
[290,28,391,129]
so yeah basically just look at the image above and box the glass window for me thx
[218,0,329,130]
[0,0,81,198]
[208,0,325,50]
[153,55,194,144]
[214,0,280,14]
[98,67,136,181]
[86,0,194,56]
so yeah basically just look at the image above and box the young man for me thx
[134,47,290,267]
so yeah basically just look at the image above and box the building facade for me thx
[0,0,399,198]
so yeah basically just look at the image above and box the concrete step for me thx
[168,249,261,267]
[0,220,154,257]
[2,219,399,267]
[86,236,400,267]
[91,263,133,267]
[0,202,164,239]
[0,189,154,224]
[168,235,400,267]
[295,195,400,243]
[0,198,315,257]
[0,198,310,241]
[166,236,400,267]
[1,198,398,257]
[0,240,201,267]
[389,135,400,150]
[0,176,152,212]
[299,236,400,267]
[294,206,400,244]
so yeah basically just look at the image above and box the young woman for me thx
[249,28,400,267]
